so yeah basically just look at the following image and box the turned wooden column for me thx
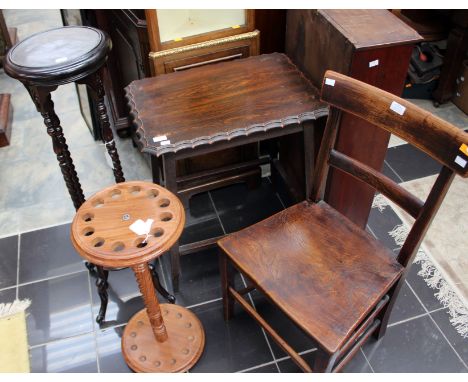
[132,263,168,342]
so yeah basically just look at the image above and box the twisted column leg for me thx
[149,262,176,304]
[26,85,85,209]
[133,263,168,342]
[95,266,109,324]
[80,70,125,183]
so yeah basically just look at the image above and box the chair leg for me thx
[149,262,176,304]
[219,250,235,321]
[313,348,338,373]
[374,280,403,340]
[95,266,109,324]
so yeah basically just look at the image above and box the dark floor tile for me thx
[0,234,18,289]
[90,267,144,328]
[251,293,316,358]
[406,262,442,312]
[279,348,373,373]
[0,287,16,304]
[163,248,222,307]
[30,334,98,372]
[366,205,403,252]
[180,217,223,246]
[180,192,223,246]
[341,349,373,373]
[243,363,279,372]
[277,351,315,372]
[385,145,441,182]
[431,309,468,365]
[96,326,133,373]
[19,223,84,284]
[210,179,284,234]
[388,281,426,325]
[363,315,467,372]
[19,271,93,346]
[382,161,402,183]
[189,300,274,372]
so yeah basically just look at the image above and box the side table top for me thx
[4,26,111,86]
[125,53,328,156]
[71,181,185,268]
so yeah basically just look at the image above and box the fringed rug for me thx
[0,299,31,372]
[373,175,468,338]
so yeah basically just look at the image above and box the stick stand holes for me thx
[92,198,105,208]
[112,242,125,252]
[135,238,148,248]
[110,189,122,199]
[152,227,164,238]
[92,238,105,248]
[82,213,94,222]
[159,198,170,208]
[160,212,173,222]
[130,186,141,195]
[147,189,159,199]
[82,227,95,237]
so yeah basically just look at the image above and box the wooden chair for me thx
[218,70,468,372]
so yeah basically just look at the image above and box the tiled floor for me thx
[1,8,468,374]
[1,162,468,372]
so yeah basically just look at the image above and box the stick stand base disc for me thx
[122,304,205,372]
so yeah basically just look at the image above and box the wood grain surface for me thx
[71,181,185,268]
[122,304,205,372]
[218,200,402,354]
[321,70,468,177]
[319,9,422,50]
[125,53,328,156]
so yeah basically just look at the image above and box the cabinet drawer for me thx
[150,30,259,75]
[165,45,250,73]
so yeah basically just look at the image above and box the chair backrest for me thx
[313,70,468,268]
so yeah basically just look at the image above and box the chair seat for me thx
[218,200,403,354]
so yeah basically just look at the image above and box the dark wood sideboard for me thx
[285,9,422,228]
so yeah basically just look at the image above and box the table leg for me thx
[163,153,182,292]
[151,155,161,184]
[303,120,316,202]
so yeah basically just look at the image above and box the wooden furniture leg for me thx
[163,153,182,291]
[219,251,235,321]
[151,155,161,184]
[80,69,125,183]
[95,265,109,324]
[26,85,86,210]
[149,263,176,304]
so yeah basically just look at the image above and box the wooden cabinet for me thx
[145,10,259,75]
[285,9,422,227]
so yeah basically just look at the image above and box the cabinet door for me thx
[146,9,254,52]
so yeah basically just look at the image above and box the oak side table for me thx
[125,53,328,291]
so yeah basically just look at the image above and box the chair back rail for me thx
[321,70,468,178]
[314,70,465,267]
